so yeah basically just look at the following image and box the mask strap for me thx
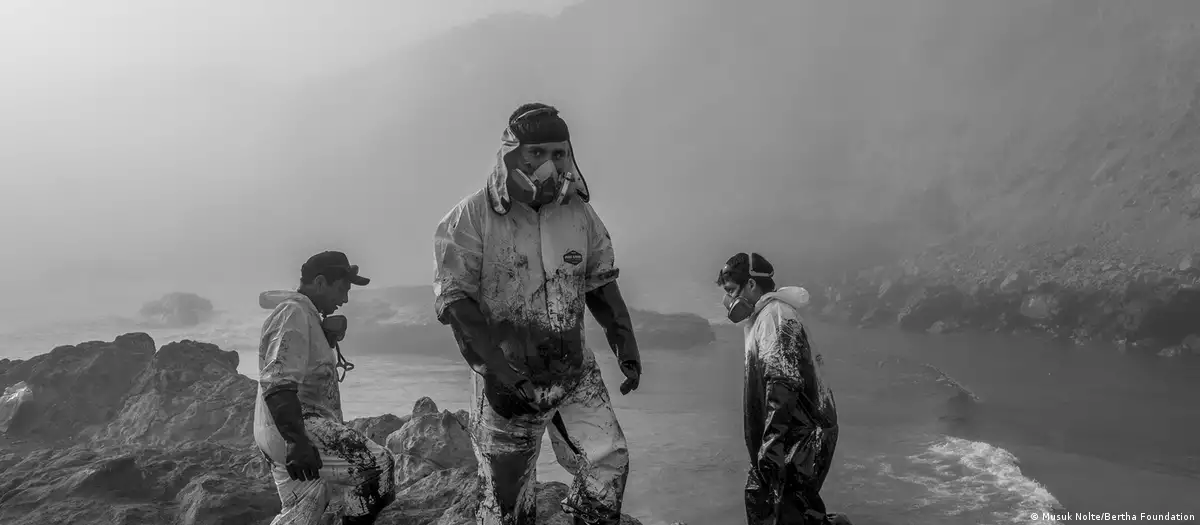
[747,252,774,278]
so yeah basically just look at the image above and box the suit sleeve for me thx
[582,204,640,366]
[754,313,823,488]
[259,303,312,399]
[433,200,484,324]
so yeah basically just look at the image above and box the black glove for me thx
[618,358,641,395]
[264,389,323,481]
[443,298,540,418]
[585,282,642,394]
[483,373,541,419]
[285,441,323,482]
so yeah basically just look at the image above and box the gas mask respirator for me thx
[509,159,573,207]
[320,314,355,382]
[719,252,774,324]
[723,288,755,324]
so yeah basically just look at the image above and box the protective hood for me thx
[485,126,590,215]
[258,290,316,313]
[754,286,810,315]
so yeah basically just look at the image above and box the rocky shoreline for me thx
[0,334,644,525]
[806,247,1200,357]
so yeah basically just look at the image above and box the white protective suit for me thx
[254,291,396,525]
[432,126,632,525]
[741,286,843,525]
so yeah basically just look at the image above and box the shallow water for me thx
[3,314,1199,525]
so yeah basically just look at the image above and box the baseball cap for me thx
[301,251,370,286]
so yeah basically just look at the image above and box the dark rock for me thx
[0,381,33,433]
[1,334,646,525]
[0,332,156,440]
[1019,293,1059,320]
[896,285,965,333]
[92,340,254,446]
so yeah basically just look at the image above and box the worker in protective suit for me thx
[716,252,852,525]
[255,251,396,525]
[433,103,642,525]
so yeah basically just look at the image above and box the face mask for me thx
[321,314,347,347]
[509,160,570,206]
[321,314,356,382]
[723,287,755,324]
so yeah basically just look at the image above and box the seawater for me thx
[4,311,1200,525]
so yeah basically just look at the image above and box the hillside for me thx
[280,0,1200,341]
[280,0,1027,290]
[796,3,1200,350]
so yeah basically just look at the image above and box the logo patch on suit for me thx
[563,250,583,266]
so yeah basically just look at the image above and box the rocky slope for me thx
[804,7,1200,356]
[0,333,644,525]
[808,250,1200,356]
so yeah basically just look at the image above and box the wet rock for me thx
[1019,294,1059,320]
[927,320,957,335]
[1158,346,1186,358]
[896,285,964,332]
[1178,254,1200,274]
[999,270,1034,293]
[1,333,645,525]
[0,381,33,433]
[1129,338,1168,355]
[138,292,215,328]
[1182,334,1200,355]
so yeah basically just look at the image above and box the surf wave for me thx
[894,436,1065,524]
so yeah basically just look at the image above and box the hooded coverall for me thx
[433,128,637,525]
[254,291,396,525]
[741,287,842,525]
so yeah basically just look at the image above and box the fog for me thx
[3,0,1194,329]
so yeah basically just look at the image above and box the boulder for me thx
[1182,334,1200,355]
[0,333,645,525]
[896,285,965,333]
[0,332,156,440]
[0,381,32,433]
[1018,293,1059,320]
[137,292,215,328]
[384,397,476,491]
[90,340,256,446]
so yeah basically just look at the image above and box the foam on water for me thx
[892,437,1065,524]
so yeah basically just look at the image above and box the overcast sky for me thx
[0,0,577,325]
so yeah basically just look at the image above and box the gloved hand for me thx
[285,440,323,481]
[619,357,641,395]
[484,366,540,419]
[264,389,324,481]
